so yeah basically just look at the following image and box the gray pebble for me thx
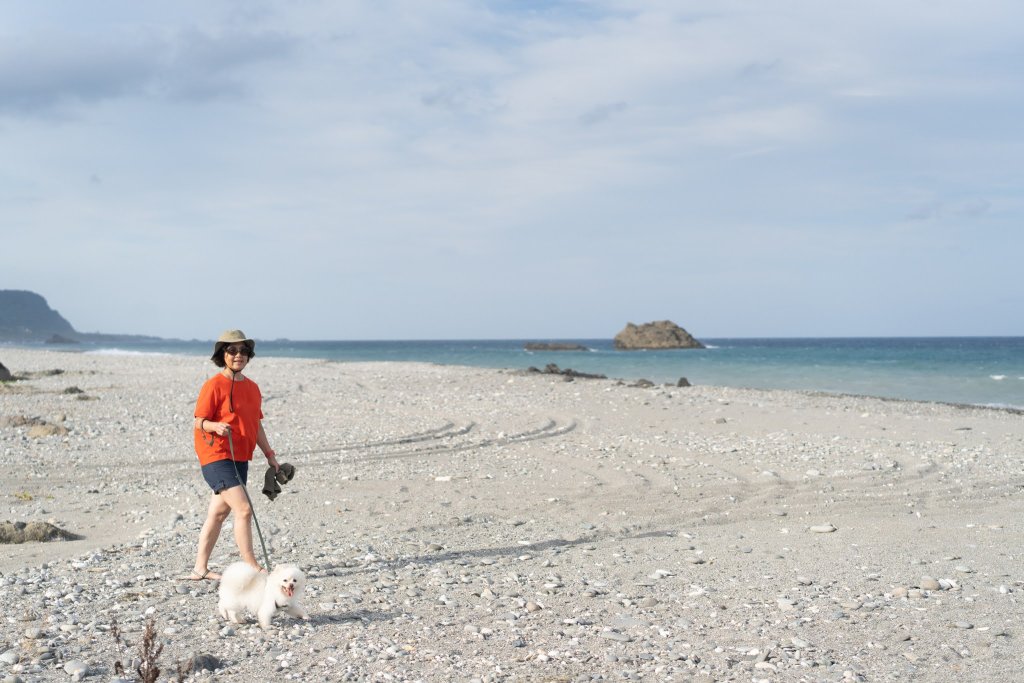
[599,631,632,642]
[63,660,88,676]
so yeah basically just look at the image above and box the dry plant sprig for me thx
[136,618,163,683]
[109,617,185,682]
[110,618,127,678]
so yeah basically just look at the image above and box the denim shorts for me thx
[201,459,248,494]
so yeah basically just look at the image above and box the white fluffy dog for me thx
[217,562,309,628]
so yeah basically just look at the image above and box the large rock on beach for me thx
[526,363,606,379]
[614,320,704,349]
[0,361,12,382]
[0,521,82,543]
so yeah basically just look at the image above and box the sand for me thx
[1,347,1022,681]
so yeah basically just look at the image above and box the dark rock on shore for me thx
[0,521,82,543]
[526,363,607,380]
[524,342,589,351]
[0,361,12,382]
[614,320,704,350]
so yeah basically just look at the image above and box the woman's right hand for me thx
[208,422,232,437]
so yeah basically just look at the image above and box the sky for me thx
[2,1,1022,340]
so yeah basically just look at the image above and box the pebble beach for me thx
[1,347,1023,682]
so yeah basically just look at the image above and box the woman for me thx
[189,329,279,580]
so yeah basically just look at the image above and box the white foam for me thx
[86,348,172,357]
[990,375,1006,381]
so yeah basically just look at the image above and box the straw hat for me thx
[212,329,255,357]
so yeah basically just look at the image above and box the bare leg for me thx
[193,493,230,579]
[219,485,260,570]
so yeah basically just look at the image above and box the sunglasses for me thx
[223,346,251,357]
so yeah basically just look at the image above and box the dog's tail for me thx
[236,565,267,592]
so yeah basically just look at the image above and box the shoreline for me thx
[4,340,1023,412]
[1,347,1023,681]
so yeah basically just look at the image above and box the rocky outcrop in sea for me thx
[613,321,704,350]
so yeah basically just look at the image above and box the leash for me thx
[227,429,273,572]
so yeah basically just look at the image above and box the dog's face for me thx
[270,565,305,603]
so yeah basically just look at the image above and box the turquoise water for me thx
[22,336,1024,409]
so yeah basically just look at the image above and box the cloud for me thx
[906,199,993,222]
[579,101,627,126]
[0,37,157,115]
[0,27,295,116]
[419,83,503,117]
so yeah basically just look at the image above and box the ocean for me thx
[26,336,1024,410]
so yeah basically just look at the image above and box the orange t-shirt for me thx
[194,374,264,467]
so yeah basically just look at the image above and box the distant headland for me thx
[0,290,165,344]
